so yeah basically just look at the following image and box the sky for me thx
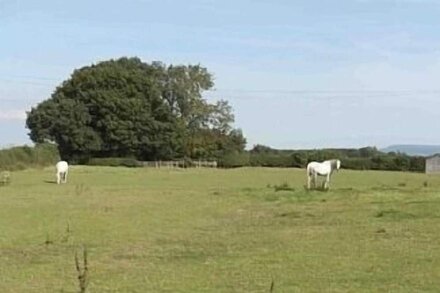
[1,0,440,149]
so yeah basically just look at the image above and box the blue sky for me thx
[2,0,440,149]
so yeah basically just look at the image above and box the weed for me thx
[75,184,88,196]
[44,233,54,245]
[270,279,275,292]
[61,222,71,243]
[75,246,89,293]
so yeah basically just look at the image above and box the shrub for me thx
[86,157,142,167]
[249,153,293,167]
[218,151,250,168]
[0,143,59,171]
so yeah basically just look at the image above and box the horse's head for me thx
[331,159,341,172]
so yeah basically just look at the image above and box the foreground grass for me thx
[0,167,440,292]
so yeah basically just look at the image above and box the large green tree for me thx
[26,57,245,162]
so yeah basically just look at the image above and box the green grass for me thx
[1,167,440,292]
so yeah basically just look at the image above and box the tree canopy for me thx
[26,57,246,162]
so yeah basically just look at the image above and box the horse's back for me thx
[56,161,69,172]
[307,161,319,168]
[307,161,331,175]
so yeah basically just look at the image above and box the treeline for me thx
[218,145,425,172]
[0,144,60,171]
[0,143,426,172]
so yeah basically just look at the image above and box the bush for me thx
[0,143,59,171]
[249,153,293,167]
[218,152,250,168]
[86,157,142,168]
[341,158,372,170]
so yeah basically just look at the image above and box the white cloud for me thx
[0,110,26,121]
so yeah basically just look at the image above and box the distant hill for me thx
[381,145,440,156]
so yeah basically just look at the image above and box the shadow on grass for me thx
[44,180,57,184]
[276,210,315,218]
[303,183,354,192]
[263,188,330,203]
[240,183,365,204]
[304,186,329,192]
[273,183,295,192]
[374,209,417,220]
[371,185,400,192]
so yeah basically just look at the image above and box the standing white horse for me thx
[307,159,341,190]
[56,161,69,184]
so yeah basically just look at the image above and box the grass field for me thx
[1,166,440,292]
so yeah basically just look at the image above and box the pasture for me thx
[1,167,440,292]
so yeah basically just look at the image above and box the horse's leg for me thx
[64,171,68,183]
[57,172,61,184]
[307,174,311,189]
[325,174,330,189]
[313,173,317,189]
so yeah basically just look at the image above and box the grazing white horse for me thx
[56,161,69,184]
[307,159,341,190]
[0,171,11,185]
